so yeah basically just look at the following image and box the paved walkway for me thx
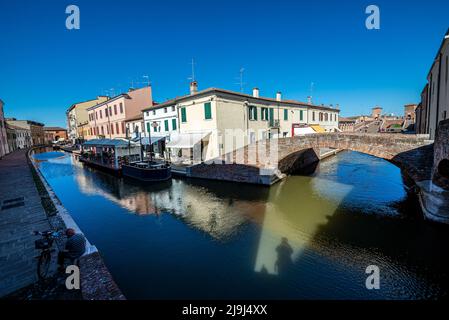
[0,149,52,297]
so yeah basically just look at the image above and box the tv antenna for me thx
[309,82,315,104]
[188,58,196,82]
[235,67,246,92]
[142,75,151,87]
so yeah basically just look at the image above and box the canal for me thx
[32,150,449,299]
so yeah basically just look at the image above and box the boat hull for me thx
[122,164,172,182]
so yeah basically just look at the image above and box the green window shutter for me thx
[164,120,169,131]
[146,122,151,133]
[204,102,212,120]
[269,108,274,126]
[172,118,177,130]
[153,125,157,132]
[254,107,258,120]
[284,109,288,121]
[300,110,304,121]
[181,107,187,122]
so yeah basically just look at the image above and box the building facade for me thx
[143,85,340,164]
[66,96,109,143]
[422,28,449,139]
[87,86,152,140]
[0,99,9,158]
[6,119,45,145]
[44,127,68,144]
[125,114,145,139]
[143,102,178,141]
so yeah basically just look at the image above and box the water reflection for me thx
[32,149,449,299]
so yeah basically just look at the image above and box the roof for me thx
[86,94,131,111]
[427,27,449,77]
[6,124,29,131]
[44,127,66,131]
[66,96,109,113]
[338,117,357,122]
[125,114,143,122]
[142,87,340,113]
[83,138,137,147]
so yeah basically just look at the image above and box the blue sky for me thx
[0,0,448,127]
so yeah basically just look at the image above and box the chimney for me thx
[276,92,282,101]
[252,88,259,98]
[307,96,312,105]
[190,81,198,95]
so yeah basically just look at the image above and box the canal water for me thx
[32,150,449,299]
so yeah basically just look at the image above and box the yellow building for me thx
[66,96,109,143]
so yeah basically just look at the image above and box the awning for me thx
[83,138,137,148]
[166,132,211,149]
[293,127,316,136]
[132,136,165,145]
[310,125,325,133]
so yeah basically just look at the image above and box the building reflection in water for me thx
[73,160,257,240]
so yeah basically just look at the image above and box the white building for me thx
[143,102,178,140]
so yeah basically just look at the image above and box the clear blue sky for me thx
[0,0,448,127]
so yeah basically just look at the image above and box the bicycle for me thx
[33,230,62,279]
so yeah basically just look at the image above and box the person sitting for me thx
[57,228,86,271]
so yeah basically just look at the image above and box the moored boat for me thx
[122,161,172,182]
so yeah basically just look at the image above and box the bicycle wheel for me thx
[37,251,52,279]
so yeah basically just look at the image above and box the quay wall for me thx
[28,148,125,300]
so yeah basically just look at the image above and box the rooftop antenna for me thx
[235,67,245,92]
[307,82,314,105]
[189,58,196,82]
[142,75,150,87]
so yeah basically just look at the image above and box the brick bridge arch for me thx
[189,133,432,185]
[275,133,432,175]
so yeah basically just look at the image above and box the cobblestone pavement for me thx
[0,150,53,297]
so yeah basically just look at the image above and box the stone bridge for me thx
[189,132,433,185]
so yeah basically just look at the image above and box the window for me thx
[204,102,212,120]
[446,56,448,84]
[300,110,304,121]
[145,112,149,116]
[120,103,123,113]
[146,122,151,133]
[261,108,269,121]
[153,124,158,132]
[312,112,315,122]
[172,106,175,112]
[284,109,288,121]
[152,110,156,115]
[109,106,112,115]
[101,126,104,135]
[114,105,117,115]
[100,110,103,119]
[122,122,125,134]
[164,107,167,113]
[269,108,274,126]
[181,107,187,122]
[164,120,169,131]
[172,118,177,130]
[248,106,258,120]
[105,108,108,117]
[95,112,98,120]
[116,122,120,134]
[110,124,114,134]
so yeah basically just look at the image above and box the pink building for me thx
[0,99,9,158]
[87,87,152,139]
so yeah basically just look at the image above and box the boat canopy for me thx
[83,138,137,148]
[166,132,211,149]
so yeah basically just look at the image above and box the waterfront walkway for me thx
[0,149,52,297]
